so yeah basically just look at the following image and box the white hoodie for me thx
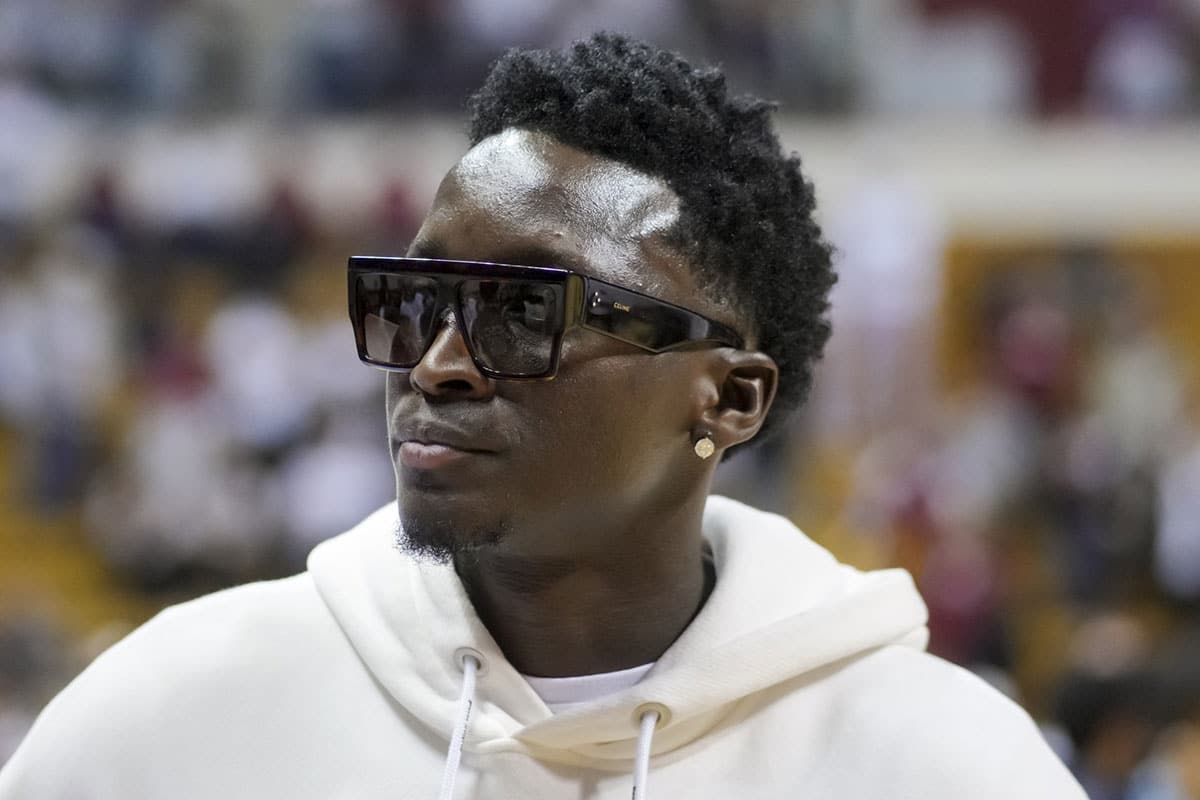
[0,496,1084,798]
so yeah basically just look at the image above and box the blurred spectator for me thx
[860,7,1033,117]
[118,121,267,262]
[0,0,40,77]
[36,0,131,104]
[127,0,244,113]
[1055,616,1162,800]
[1030,273,1188,607]
[1156,406,1200,603]
[276,405,393,568]
[0,73,77,232]
[448,0,567,54]
[1134,719,1200,800]
[918,0,1200,117]
[295,317,383,411]
[555,0,691,53]
[930,387,1038,535]
[922,281,1075,538]
[295,0,398,112]
[819,148,945,445]
[692,0,776,93]
[202,295,312,452]
[77,171,133,256]
[1141,626,1200,798]
[1057,668,1160,799]
[383,0,466,106]
[235,179,315,290]
[0,228,122,508]
[767,0,856,110]
[921,531,1008,667]
[1090,281,1185,479]
[1087,14,1196,120]
[0,614,73,766]
[367,179,424,257]
[84,389,280,590]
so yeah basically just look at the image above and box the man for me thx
[0,34,1084,799]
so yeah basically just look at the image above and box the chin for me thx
[394,490,511,563]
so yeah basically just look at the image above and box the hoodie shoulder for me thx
[0,572,347,798]
[829,645,1085,799]
[120,571,338,680]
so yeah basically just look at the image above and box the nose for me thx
[409,310,493,399]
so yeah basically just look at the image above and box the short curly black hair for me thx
[467,33,836,450]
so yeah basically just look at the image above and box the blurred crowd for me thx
[2,2,1200,798]
[0,0,1197,118]
[0,137,409,759]
[718,201,1200,798]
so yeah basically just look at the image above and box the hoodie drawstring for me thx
[438,655,660,800]
[631,708,659,800]
[438,654,479,800]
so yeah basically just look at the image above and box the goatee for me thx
[392,515,510,563]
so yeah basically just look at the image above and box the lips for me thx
[398,441,478,470]
[391,418,503,471]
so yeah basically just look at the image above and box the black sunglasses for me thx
[348,256,744,380]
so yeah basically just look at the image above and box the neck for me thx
[454,491,715,677]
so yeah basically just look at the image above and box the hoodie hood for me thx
[307,495,928,767]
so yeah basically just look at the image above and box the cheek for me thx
[384,374,404,430]
[532,358,689,484]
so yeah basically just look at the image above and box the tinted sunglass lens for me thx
[355,273,439,367]
[460,280,561,376]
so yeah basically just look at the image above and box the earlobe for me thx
[698,351,779,451]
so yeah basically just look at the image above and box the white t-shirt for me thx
[523,663,655,714]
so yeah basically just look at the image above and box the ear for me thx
[695,350,779,451]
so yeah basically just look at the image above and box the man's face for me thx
[386,128,731,561]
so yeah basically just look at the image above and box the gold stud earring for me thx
[694,433,716,460]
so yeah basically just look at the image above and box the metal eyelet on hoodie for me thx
[633,705,672,800]
[631,703,670,800]
[438,649,486,800]
[453,646,489,678]
[632,702,671,729]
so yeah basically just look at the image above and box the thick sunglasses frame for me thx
[348,256,745,381]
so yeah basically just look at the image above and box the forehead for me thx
[412,129,692,299]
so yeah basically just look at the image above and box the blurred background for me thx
[0,0,1199,796]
